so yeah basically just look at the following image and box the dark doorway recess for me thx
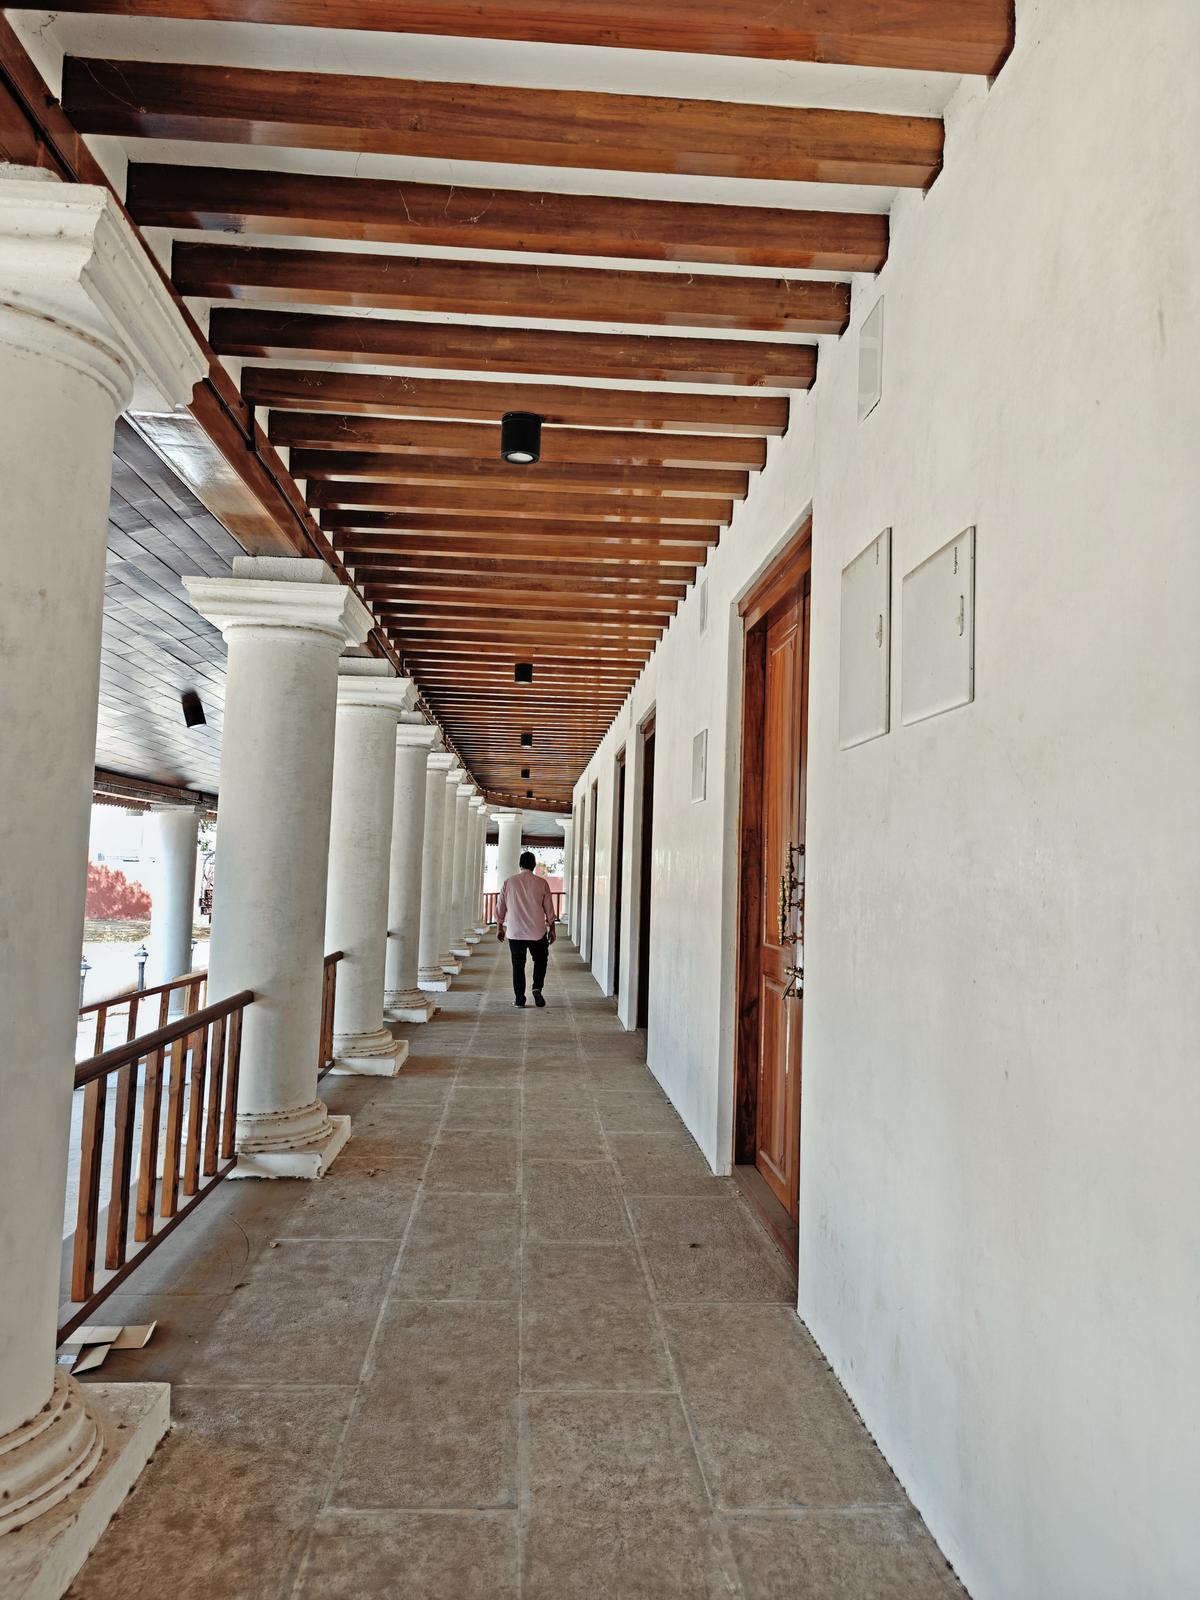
[733,522,812,1275]
[636,715,656,1031]
[612,748,627,997]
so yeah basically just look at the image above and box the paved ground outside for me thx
[69,937,963,1599]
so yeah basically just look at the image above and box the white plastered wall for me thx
[572,4,1200,1595]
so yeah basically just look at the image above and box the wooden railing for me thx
[484,891,565,924]
[318,951,343,1079]
[79,969,207,1054]
[63,988,253,1340]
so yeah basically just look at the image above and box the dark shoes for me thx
[533,990,547,1008]
[514,998,526,1008]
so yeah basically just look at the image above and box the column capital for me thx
[444,764,465,786]
[427,750,457,772]
[336,661,416,715]
[396,714,437,750]
[469,795,488,812]
[456,781,477,800]
[185,558,372,650]
[0,171,204,412]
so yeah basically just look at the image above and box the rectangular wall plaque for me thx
[901,526,976,726]
[839,528,892,750]
[691,728,708,802]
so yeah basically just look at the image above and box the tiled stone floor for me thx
[70,938,964,1599]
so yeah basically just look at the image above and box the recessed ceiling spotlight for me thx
[520,731,533,748]
[514,661,533,684]
[181,689,206,729]
[501,411,542,465]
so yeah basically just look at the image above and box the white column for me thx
[438,763,465,973]
[185,558,372,1179]
[324,663,413,1076]
[418,748,455,990]
[495,810,524,891]
[145,802,201,989]
[470,799,489,933]
[558,817,574,930]
[0,172,203,1572]
[450,782,477,956]
[569,803,583,945]
[385,715,437,1022]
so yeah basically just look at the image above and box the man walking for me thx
[496,850,557,1008]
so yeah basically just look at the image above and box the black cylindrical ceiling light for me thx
[514,661,534,684]
[521,768,530,779]
[181,689,206,729]
[501,411,542,465]
[520,731,533,748]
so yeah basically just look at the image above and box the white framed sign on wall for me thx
[839,528,892,750]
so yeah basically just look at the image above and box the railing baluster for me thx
[135,1042,166,1243]
[202,1014,226,1178]
[221,1006,243,1161]
[93,1001,107,1056]
[71,1075,107,1302]
[182,1026,209,1196]
[160,1030,188,1218]
[104,1052,139,1271]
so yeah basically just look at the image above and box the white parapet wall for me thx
[572,3,1200,1596]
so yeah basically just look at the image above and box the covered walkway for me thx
[70,939,959,1600]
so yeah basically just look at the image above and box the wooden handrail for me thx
[63,987,254,1339]
[79,967,206,1017]
[74,991,254,1088]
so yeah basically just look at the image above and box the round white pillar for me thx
[469,798,488,932]
[558,818,574,930]
[0,173,203,1539]
[185,559,373,1177]
[449,782,476,957]
[495,810,524,890]
[418,749,455,990]
[385,715,436,1021]
[437,763,464,972]
[324,664,413,1076]
[146,802,201,991]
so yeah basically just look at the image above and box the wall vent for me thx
[698,577,709,634]
[858,297,884,422]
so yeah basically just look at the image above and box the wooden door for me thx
[612,751,626,996]
[735,533,811,1227]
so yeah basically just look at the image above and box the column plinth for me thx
[0,168,203,1587]
[418,749,456,990]
[185,559,373,1175]
[385,716,437,1021]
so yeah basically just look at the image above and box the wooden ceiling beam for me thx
[295,450,748,500]
[345,552,697,584]
[271,413,767,471]
[64,59,944,188]
[49,4,1014,76]
[129,163,887,273]
[244,369,788,435]
[210,309,816,388]
[368,588,678,619]
[324,513,719,546]
[362,573,686,601]
[309,482,731,524]
[174,242,849,336]
[381,605,664,633]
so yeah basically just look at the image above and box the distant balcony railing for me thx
[62,987,253,1339]
[483,891,565,925]
[79,969,207,1056]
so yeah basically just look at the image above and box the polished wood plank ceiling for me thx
[5,2,1013,806]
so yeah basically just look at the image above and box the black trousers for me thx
[508,936,549,1003]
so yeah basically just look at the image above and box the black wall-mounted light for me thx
[514,661,534,684]
[520,731,533,748]
[501,411,542,465]
[181,689,207,729]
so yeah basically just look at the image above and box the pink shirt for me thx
[497,870,556,940]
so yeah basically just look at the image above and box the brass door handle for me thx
[777,843,805,947]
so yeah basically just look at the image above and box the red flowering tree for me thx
[86,862,152,920]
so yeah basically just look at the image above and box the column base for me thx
[329,1027,408,1077]
[0,1380,168,1599]
[473,924,489,935]
[451,945,472,960]
[463,932,481,945]
[230,1113,351,1180]
[384,989,436,1023]
[439,955,462,975]
[417,968,451,993]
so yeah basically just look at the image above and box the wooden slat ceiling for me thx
[6,2,1014,808]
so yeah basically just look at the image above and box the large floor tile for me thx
[523,1159,631,1242]
[521,1242,650,1305]
[522,1301,673,1391]
[726,1511,965,1597]
[523,1510,735,1600]
[524,1393,708,1513]
[423,1131,519,1193]
[296,1512,519,1599]
[394,1193,520,1300]
[330,1300,519,1509]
